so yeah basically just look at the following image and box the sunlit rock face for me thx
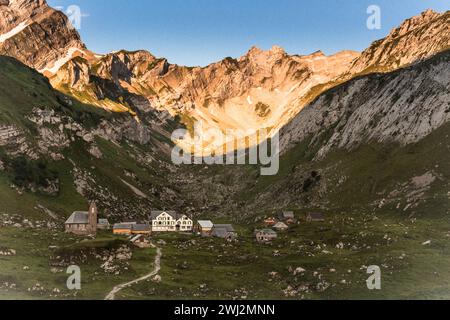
[345,9,450,77]
[1,2,449,154]
[0,0,86,72]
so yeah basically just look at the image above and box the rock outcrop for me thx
[280,50,450,157]
[345,9,450,77]
[0,0,86,72]
[1,2,449,156]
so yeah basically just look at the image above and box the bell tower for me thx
[88,202,98,234]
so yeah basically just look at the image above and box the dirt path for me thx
[104,246,162,300]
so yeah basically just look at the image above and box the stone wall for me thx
[0,125,22,146]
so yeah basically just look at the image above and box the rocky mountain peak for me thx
[0,0,46,17]
[242,45,287,61]
[0,0,45,33]
[345,9,450,77]
[269,45,285,54]
[1,5,449,156]
[0,0,85,71]
[389,9,441,39]
[8,0,46,9]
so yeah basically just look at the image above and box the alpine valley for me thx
[0,0,450,300]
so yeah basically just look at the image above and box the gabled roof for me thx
[213,224,235,233]
[211,228,230,238]
[150,210,178,220]
[274,222,288,228]
[211,224,236,238]
[279,211,295,219]
[113,223,133,230]
[150,211,191,221]
[198,220,214,228]
[98,219,110,225]
[177,214,192,221]
[65,211,89,224]
[132,224,151,232]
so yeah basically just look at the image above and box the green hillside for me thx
[1,55,450,300]
[0,56,187,222]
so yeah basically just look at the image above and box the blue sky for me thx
[47,0,450,66]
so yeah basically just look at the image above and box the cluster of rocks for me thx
[377,171,438,212]
[27,283,46,293]
[97,245,133,275]
[28,107,99,160]
[0,213,26,227]
[0,125,37,159]
[0,247,16,256]
[72,164,157,219]
[0,125,23,146]
[51,244,133,276]
[72,166,97,197]
[0,282,16,291]
[232,287,249,300]
[0,214,58,230]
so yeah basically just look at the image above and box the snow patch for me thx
[0,21,30,43]
[39,48,84,74]
[247,96,253,105]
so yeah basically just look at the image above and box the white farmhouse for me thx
[150,211,193,232]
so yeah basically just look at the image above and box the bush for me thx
[2,156,58,189]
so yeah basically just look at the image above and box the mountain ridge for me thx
[2,1,449,154]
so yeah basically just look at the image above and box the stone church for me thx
[65,202,98,235]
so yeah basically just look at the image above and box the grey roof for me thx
[213,224,235,233]
[113,223,133,230]
[65,211,89,225]
[132,224,151,232]
[283,211,295,218]
[211,228,230,238]
[279,211,295,219]
[198,220,214,228]
[212,224,236,238]
[98,219,110,225]
[273,222,288,229]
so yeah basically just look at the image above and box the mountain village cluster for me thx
[64,203,325,245]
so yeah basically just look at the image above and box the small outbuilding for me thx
[196,220,214,236]
[306,213,325,222]
[131,224,151,235]
[264,217,277,227]
[273,222,289,231]
[255,229,278,243]
[97,218,110,230]
[278,211,295,224]
[113,223,133,235]
[211,224,237,240]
